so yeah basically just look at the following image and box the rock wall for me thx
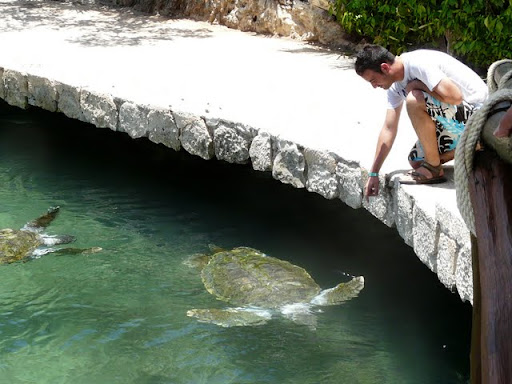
[0,67,474,303]
[99,0,358,49]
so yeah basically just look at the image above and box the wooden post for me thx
[469,150,512,384]
[469,60,512,384]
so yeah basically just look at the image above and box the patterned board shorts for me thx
[408,92,477,162]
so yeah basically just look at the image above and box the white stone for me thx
[395,185,414,246]
[119,102,149,139]
[437,233,457,289]
[80,89,118,130]
[455,245,473,303]
[56,82,82,120]
[436,204,470,247]
[362,172,394,227]
[3,69,28,109]
[249,132,272,172]
[0,67,5,100]
[27,74,57,112]
[304,149,338,199]
[272,140,305,188]
[147,108,180,151]
[336,161,363,209]
[174,111,213,160]
[213,122,254,164]
[412,202,438,272]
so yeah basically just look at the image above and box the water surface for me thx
[0,102,471,383]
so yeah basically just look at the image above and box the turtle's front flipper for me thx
[187,307,271,327]
[311,276,365,306]
[24,206,61,231]
[41,234,76,246]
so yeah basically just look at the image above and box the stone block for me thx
[362,171,394,227]
[336,161,362,209]
[213,122,254,164]
[455,245,473,303]
[3,69,28,109]
[395,185,414,246]
[27,74,57,112]
[412,202,438,272]
[436,232,457,289]
[119,102,149,139]
[56,82,81,120]
[272,139,305,188]
[174,111,213,160]
[80,89,118,130]
[0,67,4,100]
[436,204,470,248]
[147,108,180,151]
[249,131,272,172]
[304,149,338,199]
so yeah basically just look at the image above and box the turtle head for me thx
[24,206,61,232]
[311,276,365,306]
[183,244,227,270]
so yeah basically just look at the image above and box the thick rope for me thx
[486,59,512,93]
[498,69,512,91]
[455,81,512,235]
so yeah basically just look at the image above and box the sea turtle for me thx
[0,206,102,264]
[186,246,364,328]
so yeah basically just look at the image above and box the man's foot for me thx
[400,161,447,185]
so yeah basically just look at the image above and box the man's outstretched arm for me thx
[365,105,402,199]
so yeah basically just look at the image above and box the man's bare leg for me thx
[406,90,444,178]
[409,150,455,169]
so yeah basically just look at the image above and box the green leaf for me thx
[495,19,503,34]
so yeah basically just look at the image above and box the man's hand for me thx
[364,176,380,201]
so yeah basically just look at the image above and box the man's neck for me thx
[393,56,405,82]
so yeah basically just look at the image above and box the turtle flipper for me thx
[311,276,365,306]
[51,247,103,256]
[40,234,76,246]
[281,303,318,329]
[187,307,271,327]
[24,206,61,231]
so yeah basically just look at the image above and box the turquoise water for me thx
[0,102,471,383]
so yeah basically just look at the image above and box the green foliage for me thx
[331,0,512,67]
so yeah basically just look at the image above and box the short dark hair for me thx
[354,44,395,75]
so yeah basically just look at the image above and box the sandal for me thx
[399,161,447,185]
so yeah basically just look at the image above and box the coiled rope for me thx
[455,60,512,235]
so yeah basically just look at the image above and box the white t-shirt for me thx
[387,50,488,109]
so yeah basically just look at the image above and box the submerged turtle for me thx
[0,206,102,264]
[186,246,364,328]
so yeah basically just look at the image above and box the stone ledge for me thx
[0,68,473,303]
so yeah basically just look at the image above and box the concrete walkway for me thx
[0,0,472,302]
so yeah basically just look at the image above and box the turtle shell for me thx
[201,247,321,308]
[0,228,41,264]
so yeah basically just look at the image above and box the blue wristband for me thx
[368,172,379,177]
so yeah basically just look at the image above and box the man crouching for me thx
[355,44,488,197]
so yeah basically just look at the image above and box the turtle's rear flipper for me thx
[32,246,102,258]
[24,206,61,231]
[52,247,103,256]
[187,307,271,327]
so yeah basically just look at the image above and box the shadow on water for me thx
[0,100,472,383]
[0,0,213,47]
